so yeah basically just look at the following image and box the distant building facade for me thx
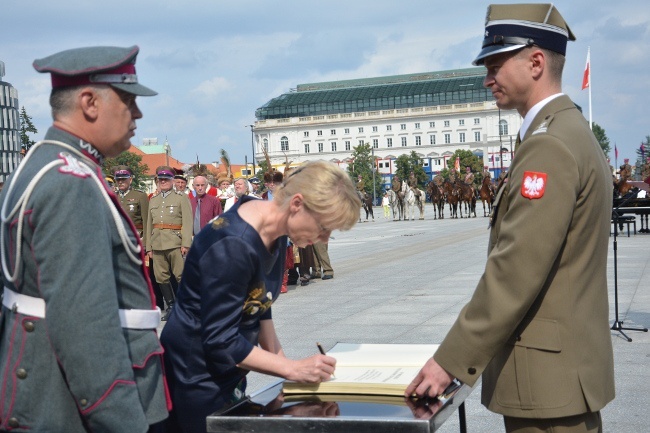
[253,68,520,187]
[0,61,22,183]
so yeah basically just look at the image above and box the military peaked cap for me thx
[156,166,175,179]
[33,45,157,96]
[473,3,575,65]
[113,165,133,179]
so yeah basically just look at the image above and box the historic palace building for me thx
[0,61,21,183]
[253,67,520,184]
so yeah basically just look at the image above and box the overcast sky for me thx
[3,0,649,166]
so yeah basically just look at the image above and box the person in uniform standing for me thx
[0,45,169,432]
[146,165,193,321]
[114,165,148,238]
[406,5,615,432]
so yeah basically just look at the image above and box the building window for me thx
[444,120,450,127]
[331,142,337,152]
[304,131,309,137]
[358,127,364,133]
[305,143,310,153]
[372,126,378,132]
[358,139,364,146]
[263,138,268,151]
[415,122,420,129]
[387,138,393,148]
[429,121,435,128]
[318,142,324,152]
[400,124,406,130]
[280,136,289,151]
[459,119,465,126]
[444,133,451,144]
[499,119,509,136]
[345,140,351,150]
[317,130,323,136]
[331,129,336,135]
[344,128,350,134]
[373,138,378,148]
[459,132,466,143]
[474,131,481,142]
[474,118,480,125]
[415,136,421,146]
[430,135,436,145]
[401,137,407,147]
[387,125,392,131]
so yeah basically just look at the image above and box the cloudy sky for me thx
[3,0,649,166]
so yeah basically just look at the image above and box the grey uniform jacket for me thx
[434,95,615,419]
[0,127,170,432]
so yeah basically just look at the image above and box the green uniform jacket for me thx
[118,188,149,236]
[146,191,193,252]
[434,95,615,419]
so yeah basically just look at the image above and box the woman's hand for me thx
[284,354,337,383]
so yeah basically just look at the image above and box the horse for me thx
[415,188,426,220]
[443,179,460,219]
[613,177,634,198]
[479,176,496,217]
[358,192,375,222]
[387,189,404,221]
[426,181,445,220]
[456,182,477,218]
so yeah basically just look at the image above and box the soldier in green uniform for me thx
[408,171,421,198]
[146,165,193,320]
[356,175,366,201]
[463,166,476,196]
[391,174,401,193]
[114,165,148,238]
[448,167,458,183]
[407,4,614,432]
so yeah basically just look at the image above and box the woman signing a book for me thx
[159,161,361,433]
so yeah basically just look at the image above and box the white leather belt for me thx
[3,287,161,329]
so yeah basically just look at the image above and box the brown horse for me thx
[426,181,445,219]
[479,177,496,217]
[613,177,634,198]
[358,192,375,222]
[456,182,476,218]
[443,180,460,219]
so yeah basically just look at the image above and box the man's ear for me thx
[529,49,545,79]
[78,87,101,121]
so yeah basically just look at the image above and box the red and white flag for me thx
[581,50,590,90]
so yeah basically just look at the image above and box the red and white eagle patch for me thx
[521,171,547,199]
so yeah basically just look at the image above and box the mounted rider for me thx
[408,171,422,198]
[356,174,366,201]
[618,161,632,181]
[392,174,402,197]
[464,166,476,196]
[449,168,458,183]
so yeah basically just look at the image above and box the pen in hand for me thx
[316,342,335,378]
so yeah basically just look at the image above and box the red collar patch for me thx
[521,171,547,199]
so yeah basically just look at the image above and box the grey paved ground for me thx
[243,204,650,432]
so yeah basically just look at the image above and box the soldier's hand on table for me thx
[404,357,454,398]
[285,354,336,383]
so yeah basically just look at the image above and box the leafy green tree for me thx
[103,152,149,190]
[635,135,650,177]
[394,151,427,187]
[591,122,611,156]
[347,143,382,200]
[19,106,38,152]
[440,149,484,182]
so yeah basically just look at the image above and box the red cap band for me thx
[51,64,136,88]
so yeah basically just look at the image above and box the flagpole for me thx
[587,46,593,131]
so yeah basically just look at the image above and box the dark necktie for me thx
[194,198,201,235]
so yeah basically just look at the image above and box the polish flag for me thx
[581,51,590,90]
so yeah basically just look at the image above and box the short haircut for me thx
[50,84,110,120]
[274,160,360,231]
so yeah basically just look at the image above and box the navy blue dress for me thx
[160,196,285,433]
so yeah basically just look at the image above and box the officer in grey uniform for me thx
[407,5,614,432]
[114,165,148,238]
[0,46,169,432]
[146,165,193,320]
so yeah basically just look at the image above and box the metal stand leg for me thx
[458,402,467,433]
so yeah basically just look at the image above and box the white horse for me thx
[402,181,417,221]
[387,189,403,221]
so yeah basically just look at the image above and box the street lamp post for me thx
[246,125,256,176]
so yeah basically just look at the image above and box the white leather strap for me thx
[3,287,161,329]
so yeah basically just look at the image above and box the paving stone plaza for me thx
[243,204,650,432]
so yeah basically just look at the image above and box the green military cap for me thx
[473,3,576,65]
[33,45,156,96]
[156,166,175,179]
[114,165,133,179]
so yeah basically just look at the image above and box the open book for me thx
[282,343,440,396]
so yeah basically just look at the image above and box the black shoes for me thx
[322,275,333,280]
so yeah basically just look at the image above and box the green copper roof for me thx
[256,67,490,120]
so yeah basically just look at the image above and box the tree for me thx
[347,142,382,200]
[635,135,650,178]
[102,152,149,190]
[394,151,427,187]
[591,122,611,156]
[440,149,484,183]
[19,106,38,153]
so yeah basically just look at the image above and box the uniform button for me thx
[8,417,19,428]
[16,368,27,379]
[468,367,476,375]
[24,321,35,332]
[516,335,522,342]
[80,398,88,406]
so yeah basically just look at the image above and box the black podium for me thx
[207,380,473,433]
